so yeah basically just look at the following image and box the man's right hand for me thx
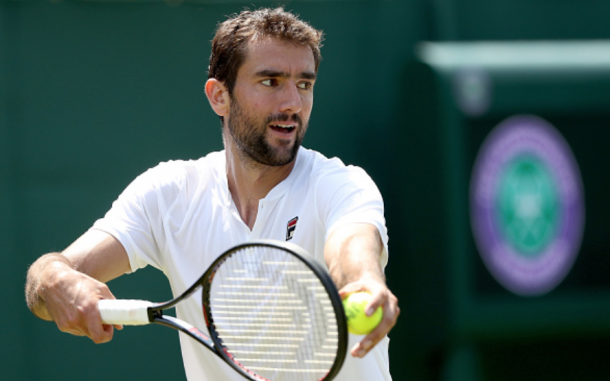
[37,260,122,344]
[25,230,131,344]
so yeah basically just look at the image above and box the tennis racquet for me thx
[98,239,348,381]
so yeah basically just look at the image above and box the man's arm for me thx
[324,223,400,358]
[25,229,131,344]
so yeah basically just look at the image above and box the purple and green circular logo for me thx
[470,115,585,296]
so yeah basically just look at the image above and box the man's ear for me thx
[205,78,230,117]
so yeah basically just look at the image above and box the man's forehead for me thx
[241,36,316,73]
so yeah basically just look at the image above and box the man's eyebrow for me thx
[255,69,316,80]
[300,71,317,81]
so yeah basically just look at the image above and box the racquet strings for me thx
[209,245,339,381]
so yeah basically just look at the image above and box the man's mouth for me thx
[269,124,296,133]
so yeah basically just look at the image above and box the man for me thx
[25,7,399,381]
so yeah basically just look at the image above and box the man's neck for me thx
[225,143,296,230]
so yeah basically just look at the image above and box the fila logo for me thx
[286,217,299,241]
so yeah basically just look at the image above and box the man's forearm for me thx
[324,223,385,289]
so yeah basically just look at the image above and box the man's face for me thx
[226,37,316,166]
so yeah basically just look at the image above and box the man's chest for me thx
[163,192,325,289]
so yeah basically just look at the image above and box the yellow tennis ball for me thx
[342,292,383,335]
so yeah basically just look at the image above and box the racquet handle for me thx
[98,299,154,325]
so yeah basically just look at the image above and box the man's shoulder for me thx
[299,147,346,173]
[134,151,225,193]
[299,147,370,180]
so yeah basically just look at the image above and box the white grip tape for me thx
[98,299,154,326]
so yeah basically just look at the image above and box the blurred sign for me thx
[470,115,585,296]
[453,68,492,117]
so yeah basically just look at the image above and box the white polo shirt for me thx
[92,146,392,381]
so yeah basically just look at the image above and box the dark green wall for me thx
[2,1,610,380]
[1,1,423,380]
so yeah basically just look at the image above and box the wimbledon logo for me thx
[470,115,585,296]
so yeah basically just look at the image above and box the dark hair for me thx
[208,7,323,95]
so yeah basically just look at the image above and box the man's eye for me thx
[261,79,277,87]
[298,82,313,90]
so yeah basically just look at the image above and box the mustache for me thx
[265,113,302,127]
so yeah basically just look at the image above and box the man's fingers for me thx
[84,314,113,344]
[363,291,386,316]
[61,328,85,337]
[338,280,399,358]
[338,284,366,299]
[351,320,388,358]
[52,287,117,343]
[98,288,123,330]
[86,302,115,344]
[88,324,114,344]
[351,290,400,358]
[350,338,374,358]
[100,284,116,300]
[352,324,388,358]
[36,263,120,344]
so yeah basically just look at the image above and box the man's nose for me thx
[278,82,303,114]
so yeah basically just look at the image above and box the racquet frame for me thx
[125,240,348,381]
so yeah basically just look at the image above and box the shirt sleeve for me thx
[91,164,180,273]
[317,163,389,269]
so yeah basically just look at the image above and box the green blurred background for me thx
[2,0,610,380]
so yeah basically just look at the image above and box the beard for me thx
[227,97,307,167]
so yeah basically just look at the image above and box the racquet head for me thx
[202,240,348,381]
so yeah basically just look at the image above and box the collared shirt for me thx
[93,146,391,381]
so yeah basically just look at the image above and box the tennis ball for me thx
[342,292,383,335]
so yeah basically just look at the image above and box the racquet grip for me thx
[98,299,154,325]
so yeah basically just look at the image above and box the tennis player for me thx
[25,7,399,381]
